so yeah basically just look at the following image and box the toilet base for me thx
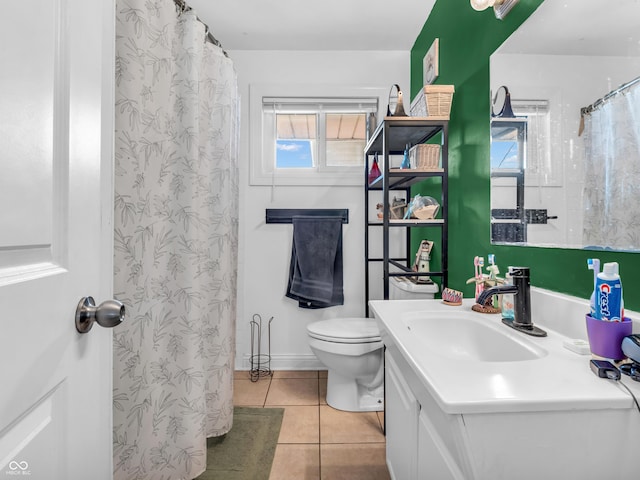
[325,370,384,412]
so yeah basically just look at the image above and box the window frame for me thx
[250,84,386,186]
[510,99,556,186]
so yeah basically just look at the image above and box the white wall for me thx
[491,53,640,247]
[231,50,410,370]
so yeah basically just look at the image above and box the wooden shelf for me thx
[389,168,444,173]
[365,117,448,154]
[369,219,444,226]
[368,169,445,190]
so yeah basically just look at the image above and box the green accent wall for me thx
[410,0,640,311]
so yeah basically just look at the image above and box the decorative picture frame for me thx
[423,38,439,85]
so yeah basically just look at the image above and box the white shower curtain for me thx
[113,1,239,478]
[582,85,640,250]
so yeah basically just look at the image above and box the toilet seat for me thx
[307,318,381,344]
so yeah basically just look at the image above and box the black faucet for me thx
[476,266,547,337]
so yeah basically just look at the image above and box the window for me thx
[263,98,375,176]
[325,113,368,167]
[490,99,556,185]
[272,111,368,169]
[490,121,524,171]
[512,99,557,185]
[250,85,384,186]
[276,114,316,168]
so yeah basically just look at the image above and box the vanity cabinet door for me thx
[418,409,465,480]
[385,352,419,480]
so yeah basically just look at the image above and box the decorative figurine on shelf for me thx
[412,240,434,284]
[368,153,382,184]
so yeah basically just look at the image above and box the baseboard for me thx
[238,354,323,371]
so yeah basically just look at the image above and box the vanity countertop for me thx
[370,297,640,415]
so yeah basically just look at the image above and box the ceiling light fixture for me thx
[470,0,519,20]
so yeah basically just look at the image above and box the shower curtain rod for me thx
[174,0,228,57]
[581,75,640,116]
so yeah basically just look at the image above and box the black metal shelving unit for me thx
[364,117,449,315]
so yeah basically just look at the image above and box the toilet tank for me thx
[390,277,439,300]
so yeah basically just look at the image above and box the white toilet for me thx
[307,278,438,412]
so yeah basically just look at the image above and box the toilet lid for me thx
[307,318,381,343]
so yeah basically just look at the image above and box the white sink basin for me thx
[371,294,640,480]
[370,297,639,415]
[403,311,548,362]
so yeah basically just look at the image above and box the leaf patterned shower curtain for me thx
[582,85,640,250]
[113,1,239,478]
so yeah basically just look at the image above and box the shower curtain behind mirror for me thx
[113,1,239,478]
[582,83,640,250]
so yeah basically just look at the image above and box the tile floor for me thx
[234,370,391,480]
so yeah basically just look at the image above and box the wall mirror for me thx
[490,0,640,251]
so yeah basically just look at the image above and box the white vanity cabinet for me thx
[417,408,462,480]
[374,297,640,480]
[385,349,468,480]
[386,338,640,480]
[385,351,419,480]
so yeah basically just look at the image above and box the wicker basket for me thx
[409,144,440,169]
[410,85,455,118]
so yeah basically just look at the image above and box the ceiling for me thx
[186,0,437,51]
[497,0,640,57]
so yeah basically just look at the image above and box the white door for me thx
[0,0,115,479]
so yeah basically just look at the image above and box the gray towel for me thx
[286,216,344,309]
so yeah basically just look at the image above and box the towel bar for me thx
[265,208,349,224]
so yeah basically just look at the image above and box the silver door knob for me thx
[75,296,125,334]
